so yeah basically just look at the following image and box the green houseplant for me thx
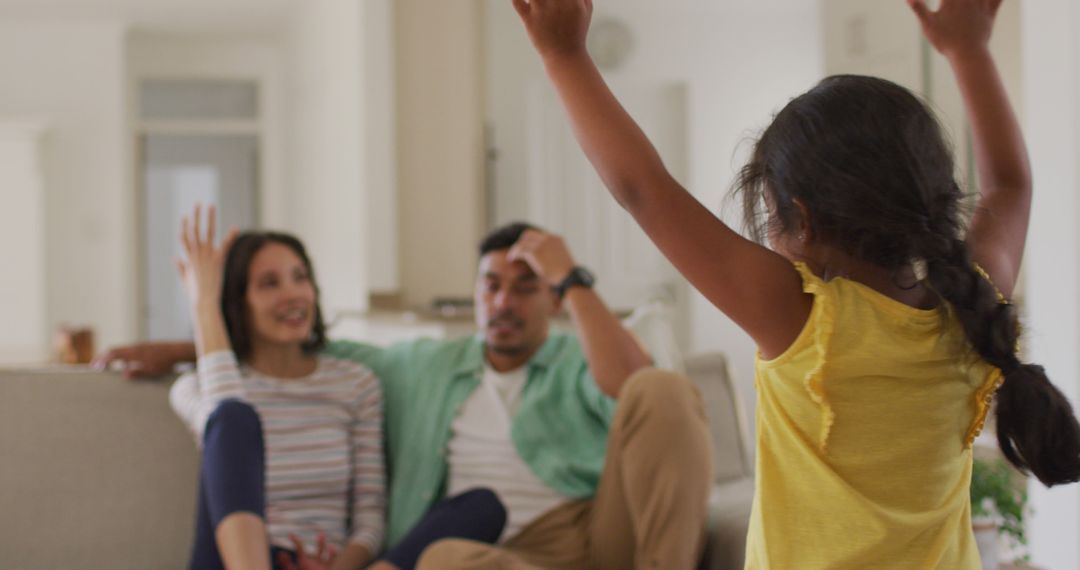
[971,456,1029,565]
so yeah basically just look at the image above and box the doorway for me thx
[136,79,260,340]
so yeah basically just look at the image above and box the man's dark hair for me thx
[478,221,540,256]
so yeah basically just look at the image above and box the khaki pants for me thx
[417,368,714,570]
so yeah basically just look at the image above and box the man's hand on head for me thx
[507,229,576,286]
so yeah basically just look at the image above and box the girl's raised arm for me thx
[910,0,1031,297]
[513,0,810,357]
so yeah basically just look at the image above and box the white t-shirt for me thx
[446,365,568,541]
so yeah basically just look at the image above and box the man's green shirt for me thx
[324,333,616,548]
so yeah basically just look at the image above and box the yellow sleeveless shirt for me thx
[744,263,1002,569]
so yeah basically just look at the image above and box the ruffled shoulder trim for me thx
[966,264,1013,447]
[792,262,836,454]
[966,367,1004,448]
[792,261,826,295]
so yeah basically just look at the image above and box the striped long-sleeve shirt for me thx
[169,350,385,554]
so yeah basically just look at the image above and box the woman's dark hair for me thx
[734,74,1080,486]
[220,231,327,361]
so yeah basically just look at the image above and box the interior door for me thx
[141,134,258,341]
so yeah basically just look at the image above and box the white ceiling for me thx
[0,0,294,35]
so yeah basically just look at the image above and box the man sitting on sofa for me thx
[98,222,713,569]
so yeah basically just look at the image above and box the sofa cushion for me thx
[0,369,196,569]
[685,353,753,484]
[700,477,754,570]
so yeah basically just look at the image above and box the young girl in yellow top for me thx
[515,0,1080,567]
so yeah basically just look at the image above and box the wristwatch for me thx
[555,266,596,298]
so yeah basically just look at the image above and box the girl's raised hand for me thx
[512,0,593,60]
[176,204,238,311]
[908,0,1002,58]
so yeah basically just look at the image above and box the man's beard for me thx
[488,341,529,356]
[486,313,528,355]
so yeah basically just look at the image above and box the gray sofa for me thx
[0,353,753,569]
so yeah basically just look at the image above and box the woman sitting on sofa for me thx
[171,205,504,570]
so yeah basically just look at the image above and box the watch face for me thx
[559,266,595,297]
[575,266,595,286]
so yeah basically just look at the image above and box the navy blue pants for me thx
[383,488,507,570]
[189,400,298,570]
[189,400,506,570]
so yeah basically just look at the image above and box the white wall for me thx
[0,121,49,362]
[484,0,823,421]
[283,0,370,319]
[1022,1,1080,567]
[0,18,132,352]
[673,4,823,404]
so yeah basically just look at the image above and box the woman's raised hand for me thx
[176,204,238,311]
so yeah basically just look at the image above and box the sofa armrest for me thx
[0,369,198,568]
